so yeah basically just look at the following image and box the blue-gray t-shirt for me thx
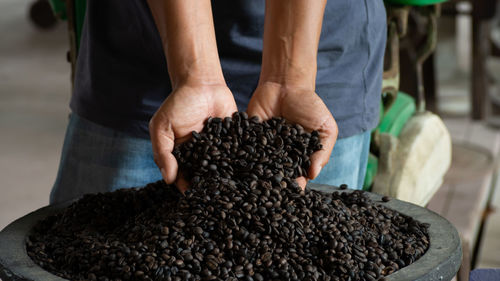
[71,0,387,139]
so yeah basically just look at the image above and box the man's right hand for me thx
[149,84,237,192]
[146,0,234,191]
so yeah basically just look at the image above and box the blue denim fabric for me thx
[50,114,162,204]
[310,131,371,190]
[50,114,370,204]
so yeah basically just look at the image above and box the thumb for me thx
[175,171,189,193]
[296,176,307,190]
[149,118,178,184]
[308,119,338,180]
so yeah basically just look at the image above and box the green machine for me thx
[48,0,86,81]
[364,0,446,188]
[48,0,86,46]
[364,0,451,206]
[364,92,416,190]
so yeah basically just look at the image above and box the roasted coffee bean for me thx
[382,196,391,202]
[257,207,267,217]
[193,227,203,235]
[27,112,429,281]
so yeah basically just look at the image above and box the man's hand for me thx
[247,82,337,189]
[146,0,234,191]
[247,0,335,189]
[150,84,237,192]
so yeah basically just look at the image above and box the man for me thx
[50,0,386,204]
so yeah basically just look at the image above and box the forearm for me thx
[260,0,327,90]
[146,0,224,88]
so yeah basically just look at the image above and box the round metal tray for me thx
[0,184,462,281]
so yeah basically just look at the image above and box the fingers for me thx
[280,90,338,180]
[248,85,338,181]
[149,84,238,189]
[296,176,307,190]
[150,118,178,184]
[175,171,189,193]
[308,118,338,180]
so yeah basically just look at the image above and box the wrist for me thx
[259,66,316,92]
[168,58,226,89]
[259,54,317,91]
[255,81,316,100]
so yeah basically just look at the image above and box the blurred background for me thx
[0,0,70,228]
[1,0,500,280]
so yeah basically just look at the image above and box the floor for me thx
[435,17,500,269]
[0,0,71,229]
[477,176,500,268]
[0,0,499,273]
[430,118,500,270]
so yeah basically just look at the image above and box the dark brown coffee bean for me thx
[257,207,267,217]
[193,227,203,235]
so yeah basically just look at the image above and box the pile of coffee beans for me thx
[173,112,321,185]
[27,112,430,281]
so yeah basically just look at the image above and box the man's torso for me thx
[71,0,387,139]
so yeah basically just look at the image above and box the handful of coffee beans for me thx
[27,112,429,281]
